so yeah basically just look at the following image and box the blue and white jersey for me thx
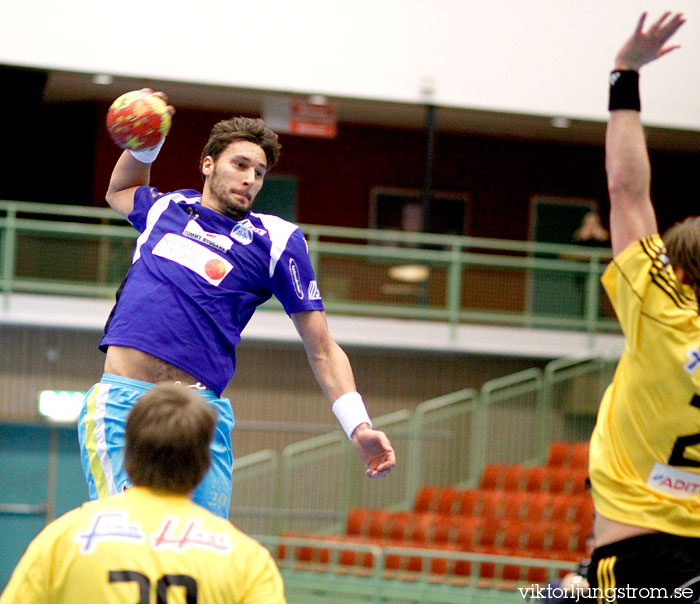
[99,187,324,396]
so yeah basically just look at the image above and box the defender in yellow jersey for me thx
[587,11,700,601]
[0,384,286,604]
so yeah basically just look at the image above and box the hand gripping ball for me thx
[106,91,171,151]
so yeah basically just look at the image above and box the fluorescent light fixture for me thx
[92,74,114,85]
[388,264,430,283]
[38,390,85,422]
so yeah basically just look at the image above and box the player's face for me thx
[202,140,267,221]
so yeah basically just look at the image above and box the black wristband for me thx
[609,70,640,111]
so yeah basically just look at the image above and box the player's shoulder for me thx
[136,187,202,203]
[248,212,307,249]
[31,499,101,544]
[249,211,300,232]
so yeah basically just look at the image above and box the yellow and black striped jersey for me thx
[0,487,286,604]
[590,235,700,536]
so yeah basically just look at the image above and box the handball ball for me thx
[106,90,171,151]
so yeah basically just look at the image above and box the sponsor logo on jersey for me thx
[308,280,321,300]
[684,349,700,374]
[647,462,700,498]
[76,511,145,554]
[230,219,267,245]
[151,516,233,553]
[183,220,233,252]
[289,258,304,299]
[153,234,233,286]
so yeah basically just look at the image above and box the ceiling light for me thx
[92,74,114,86]
[308,94,328,106]
[388,264,430,283]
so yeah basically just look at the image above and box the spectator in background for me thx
[572,210,610,248]
[1,383,287,604]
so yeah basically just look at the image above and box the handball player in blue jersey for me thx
[78,92,395,518]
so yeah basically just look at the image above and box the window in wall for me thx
[369,186,470,237]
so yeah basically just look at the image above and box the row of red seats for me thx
[277,442,592,585]
[280,513,586,583]
[407,487,593,524]
[478,464,589,493]
[346,508,589,554]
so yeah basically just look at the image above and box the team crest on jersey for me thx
[231,219,267,245]
[183,220,233,252]
[289,259,304,299]
[308,280,321,300]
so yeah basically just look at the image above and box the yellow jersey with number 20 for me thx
[0,487,286,604]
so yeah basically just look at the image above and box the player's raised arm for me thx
[606,12,685,257]
[105,89,174,219]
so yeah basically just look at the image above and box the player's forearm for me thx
[605,110,658,256]
[106,151,151,204]
[307,343,357,403]
[605,110,650,203]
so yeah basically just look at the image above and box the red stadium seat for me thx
[435,486,459,514]
[524,466,547,492]
[500,518,525,549]
[413,486,438,512]
[480,464,504,489]
[503,465,526,491]
[569,469,590,495]
[454,489,480,515]
[546,467,570,493]
[502,491,528,519]
[476,519,500,547]
[386,511,412,540]
[453,516,481,548]
[367,510,392,537]
[570,442,590,468]
[549,493,574,522]
[346,508,370,536]
[523,492,551,520]
[478,489,505,517]
[547,442,568,466]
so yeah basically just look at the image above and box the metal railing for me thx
[0,200,617,335]
[256,534,575,604]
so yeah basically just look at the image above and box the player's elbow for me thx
[606,173,649,207]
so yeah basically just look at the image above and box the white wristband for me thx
[333,392,372,440]
[129,138,164,164]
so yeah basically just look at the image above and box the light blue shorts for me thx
[77,373,235,519]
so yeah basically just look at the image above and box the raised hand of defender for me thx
[351,425,396,479]
[615,11,686,71]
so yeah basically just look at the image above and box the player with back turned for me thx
[1,383,287,604]
[588,11,700,601]
[78,95,396,519]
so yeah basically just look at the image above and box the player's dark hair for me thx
[124,383,217,494]
[663,216,700,303]
[200,117,281,176]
